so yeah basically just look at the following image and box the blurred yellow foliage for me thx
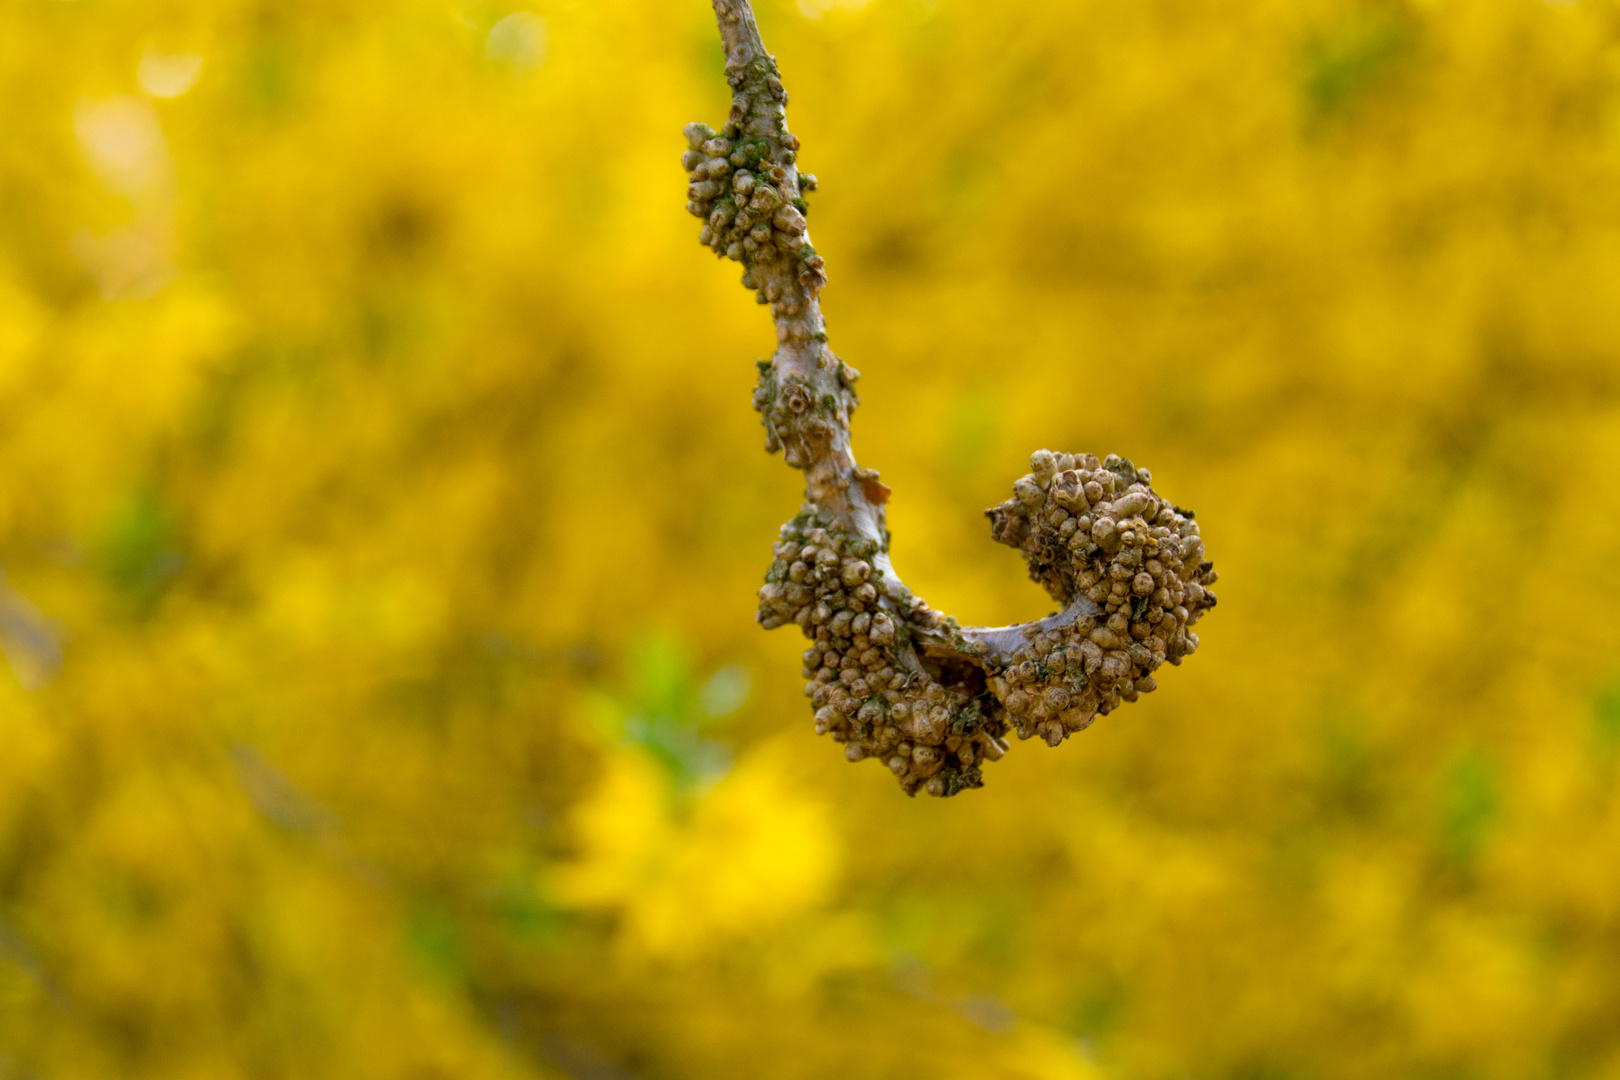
[3,0,1620,1077]
[553,740,840,959]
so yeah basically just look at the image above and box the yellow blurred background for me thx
[3,0,1620,1075]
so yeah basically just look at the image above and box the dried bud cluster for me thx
[681,35,826,300]
[982,450,1218,746]
[758,510,1009,797]
[696,0,1217,796]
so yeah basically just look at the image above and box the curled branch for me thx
[684,0,1218,796]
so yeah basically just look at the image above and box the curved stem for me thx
[686,0,1218,795]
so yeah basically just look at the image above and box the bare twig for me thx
[683,0,1218,795]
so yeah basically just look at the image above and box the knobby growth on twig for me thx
[683,0,1218,796]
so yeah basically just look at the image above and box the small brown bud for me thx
[1114,492,1153,519]
[1092,517,1121,553]
[684,121,716,149]
[1089,626,1123,650]
[750,186,782,213]
[1052,470,1087,511]
[773,206,806,234]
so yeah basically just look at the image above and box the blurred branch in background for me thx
[0,565,61,690]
